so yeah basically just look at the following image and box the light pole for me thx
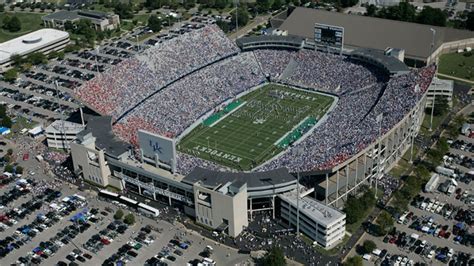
[295,147,303,237]
[296,170,300,236]
[375,113,383,199]
[429,28,436,132]
[234,0,239,32]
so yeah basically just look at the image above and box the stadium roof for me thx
[235,35,305,47]
[183,167,295,189]
[0,29,69,64]
[79,115,130,158]
[279,7,474,59]
[350,48,410,74]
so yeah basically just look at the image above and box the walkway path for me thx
[437,73,474,85]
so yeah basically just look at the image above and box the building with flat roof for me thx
[277,189,346,248]
[42,10,120,32]
[277,7,474,65]
[45,120,86,150]
[0,28,70,72]
[426,77,454,107]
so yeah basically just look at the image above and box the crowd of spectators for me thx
[260,64,436,172]
[113,52,266,145]
[253,49,295,79]
[75,25,239,119]
[280,49,385,95]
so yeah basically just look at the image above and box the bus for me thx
[117,195,138,206]
[137,202,160,217]
[99,190,120,200]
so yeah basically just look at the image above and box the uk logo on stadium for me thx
[149,140,163,154]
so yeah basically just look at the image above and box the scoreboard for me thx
[314,23,344,54]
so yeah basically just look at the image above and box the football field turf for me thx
[178,84,334,170]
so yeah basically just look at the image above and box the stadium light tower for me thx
[429,28,436,132]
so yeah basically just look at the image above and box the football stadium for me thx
[70,24,436,246]
[178,84,335,170]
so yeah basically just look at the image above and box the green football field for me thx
[178,84,334,170]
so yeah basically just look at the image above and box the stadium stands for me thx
[73,24,436,174]
[279,49,385,95]
[113,52,266,145]
[75,25,239,118]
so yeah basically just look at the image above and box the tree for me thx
[0,115,12,128]
[10,54,24,67]
[27,52,47,65]
[3,68,18,83]
[343,188,375,224]
[148,15,162,32]
[7,16,21,32]
[4,164,14,173]
[15,166,23,174]
[261,246,286,266]
[362,240,376,254]
[272,0,283,10]
[417,6,446,27]
[344,256,363,266]
[64,21,74,31]
[257,0,273,12]
[2,16,11,29]
[467,11,474,31]
[114,209,124,220]
[123,213,135,225]
[231,6,250,29]
[114,3,134,19]
[366,4,376,17]
[216,20,229,33]
[376,211,394,234]
[340,0,358,8]
[7,149,13,155]
[414,165,430,181]
[0,4,5,13]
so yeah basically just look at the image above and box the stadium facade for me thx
[69,25,436,248]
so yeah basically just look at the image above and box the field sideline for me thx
[178,84,334,170]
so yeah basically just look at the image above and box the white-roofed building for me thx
[0,28,69,72]
[46,120,86,150]
[277,189,346,248]
[426,77,454,107]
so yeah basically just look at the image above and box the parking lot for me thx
[1,143,251,266]
[347,126,473,266]
[0,13,224,126]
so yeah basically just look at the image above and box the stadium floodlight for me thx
[429,28,436,132]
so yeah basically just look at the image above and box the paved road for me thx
[437,73,474,85]
[228,14,271,40]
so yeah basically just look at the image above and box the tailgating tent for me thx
[28,126,44,138]
[0,127,10,135]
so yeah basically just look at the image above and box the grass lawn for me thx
[419,111,447,136]
[133,14,151,24]
[389,144,419,178]
[0,12,46,43]
[179,84,334,170]
[88,4,114,12]
[438,52,474,81]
